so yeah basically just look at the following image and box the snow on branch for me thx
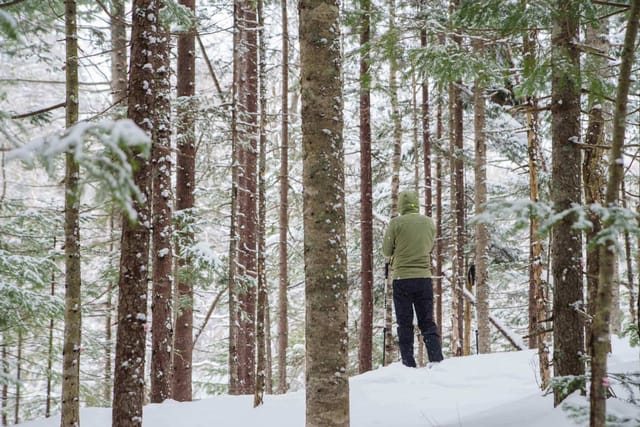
[6,119,151,220]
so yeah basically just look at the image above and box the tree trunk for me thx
[61,1,81,425]
[622,180,637,323]
[300,0,350,423]
[435,97,444,340]
[14,332,21,425]
[276,0,290,395]
[150,8,173,403]
[104,213,115,405]
[174,0,197,402]
[421,18,432,217]
[228,27,240,395]
[582,20,608,356]
[551,0,584,406]
[106,0,126,405]
[473,39,490,355]
[358,0,373,374]
[254,0,267,406]
[110,0,127,107]
[112,1,157,425]
[234,0,259,394]
[46,240,56,416]
[592,2,640,425]
[385,0,402,366]
[1,333,6,427]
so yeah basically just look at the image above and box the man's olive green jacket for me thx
[382,190,436,280]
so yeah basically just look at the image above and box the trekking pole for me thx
[382,261,389,366]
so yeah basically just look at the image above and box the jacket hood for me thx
[398,190,419,214]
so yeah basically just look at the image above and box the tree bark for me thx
[254,0,267,406]
[551,0,584,407]
[47,263,55,416]
[435,98,444,340]
[105,0,126,405]
[300,0,350,423]
[112,1,157,425]
[61,1,81,425]
[358,0,374,374]
[277,0,290,395]
[13,332,21,425]
[582,21,608,356]
[473,39,490,355]
[592,1,640,425]
[385,0,402,366]
[1,333,6,426]
[150,7,173,403]
[110,0,127,107]
[174,0,197,402]
[234,0,259,394]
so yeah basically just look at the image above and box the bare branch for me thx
[10,102,65,120]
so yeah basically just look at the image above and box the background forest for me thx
[0,0,639,426]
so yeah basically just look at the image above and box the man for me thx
[383,190,444,367]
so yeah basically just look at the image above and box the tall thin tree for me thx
[550,0,584,406]
[358,0,374,373]
[150,4,173,403]
[61,1,81,425]
[254,0,267,406]
[277,0,290,395]
[300,0,350,423]
[473,39,490,354]
[105,0,127,406]
[112,0,157,424]
[592,2,640,425]
[174,0,197,402]
[582,20,608,355]
[384,0,402,366]
[233,0,259,394]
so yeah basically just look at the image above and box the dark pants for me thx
[393,277,443,366]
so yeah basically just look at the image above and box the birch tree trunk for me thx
[358,0,374,373]
[277,0,290,395]
[592,2,640,425]
[110,0,127,107]
[473,39,490,354]
[61,1,81,425]
[150,7,173,403]
[551,0,584,406]
[300,0,350,423]
[174,0,197,402]
[112,1,157,424]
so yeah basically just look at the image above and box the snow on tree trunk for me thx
[61,1,81,425]
[473,39,490,355]
[150,8,173,404]
[233,0,259,394]
[358,0,374,374]
[299,0,350,424]
[550,0,585,407]
[277,0,290,395]
[112,1,157,425]
[173,0,197,403]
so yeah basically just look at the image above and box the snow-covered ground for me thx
[18,337,639,427]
